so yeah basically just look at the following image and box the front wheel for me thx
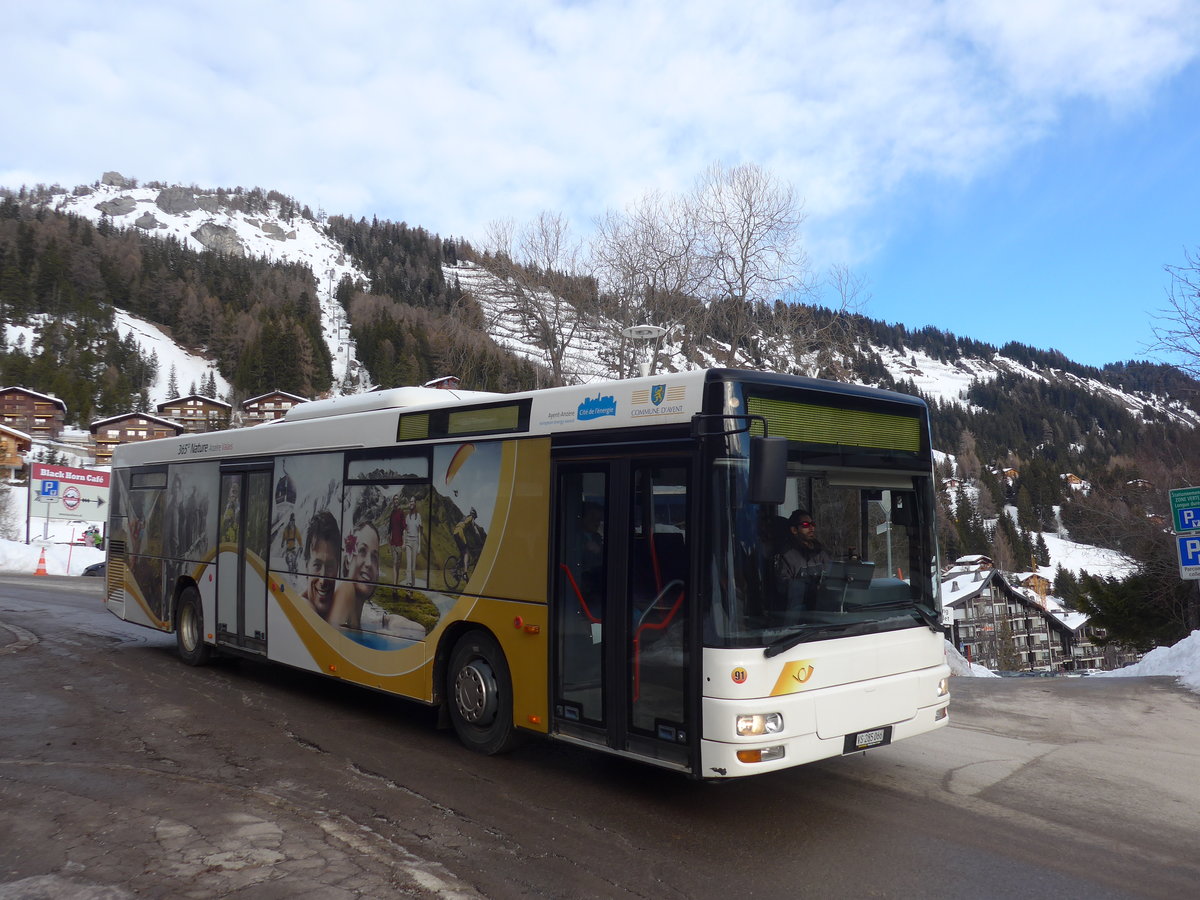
[176,586,212,667]
[443,554,463,591]
[446,630,519,755]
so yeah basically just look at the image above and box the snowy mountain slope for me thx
[450,257,1200,428]
[23,174,1200,435]
[47,176,370,394]
[1,311,228,410]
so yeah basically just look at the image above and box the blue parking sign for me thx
[40,480,59,497]
[1177,534,1200,580]
[1170,487,1200,533]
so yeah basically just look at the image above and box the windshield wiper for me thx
[910,602,942,632]
[863,600,942,633]
[764,622,852,658]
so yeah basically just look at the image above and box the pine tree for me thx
[1035,533,1050,567]
[167,364,179,398]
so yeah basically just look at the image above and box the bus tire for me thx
[176,586,212,667]
[447,630,518,755]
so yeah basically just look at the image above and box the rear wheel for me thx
[447,630,518,754]
[176,586,212,666]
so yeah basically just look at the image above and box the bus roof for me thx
[110,369,926,468]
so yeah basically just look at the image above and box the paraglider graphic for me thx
[444,443,475,485]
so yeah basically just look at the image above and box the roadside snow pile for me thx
[945,639,998,677]
[0,538,104,576]
[1098,630,1200,693]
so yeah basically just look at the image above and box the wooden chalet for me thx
[241,390,309,426]
[90,413,184,465]
[157,395,233,434]
[0,386,67,441]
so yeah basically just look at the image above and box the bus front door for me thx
[552,456,692,770]
[216,466,271,654]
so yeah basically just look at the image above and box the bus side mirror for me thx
[749,436,787,505]
[892,492,915,526]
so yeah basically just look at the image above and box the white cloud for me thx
[2,0,1197,249]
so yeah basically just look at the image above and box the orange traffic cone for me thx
[35,547,48,576]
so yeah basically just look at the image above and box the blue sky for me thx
[3,0,1200,369]
[862,72,1200,366]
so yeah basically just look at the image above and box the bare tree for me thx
[1152,248,1200,378]
[591,190,710,376]
[778,262,869,379]
[693,162,807,366]
[478,212,592,386]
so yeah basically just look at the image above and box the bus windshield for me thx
[707,460,941,649]
[704,381,942,651]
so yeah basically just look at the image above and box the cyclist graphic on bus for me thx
[444,507,477,591]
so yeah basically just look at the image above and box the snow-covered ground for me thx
[1,484,104,574]
[945,627,1200,695]
[1097,630,1200,692]
[945,639,1000,677]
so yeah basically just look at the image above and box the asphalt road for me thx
[2,577,1199,899]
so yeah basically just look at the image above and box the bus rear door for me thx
[216,464,272,654]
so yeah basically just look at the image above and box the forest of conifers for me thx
[2,187,1199,647]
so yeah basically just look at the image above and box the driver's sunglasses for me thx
[799,521,815,528]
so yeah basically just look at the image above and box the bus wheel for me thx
[176,586,212,667]
[447,630,518,755]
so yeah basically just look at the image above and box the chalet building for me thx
[0,423,32,481]
[157,395,232,434]
[941,558,1138,673]
[241,390,308,426]
[0,386,67,441]
[90,413,184,465]
[950,554,993,571]
[1019,572,1052,596]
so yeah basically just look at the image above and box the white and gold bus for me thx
[103,368,949,777]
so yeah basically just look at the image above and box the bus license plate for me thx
[843,725,892,753]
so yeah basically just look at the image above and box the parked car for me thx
[82,561,106,577]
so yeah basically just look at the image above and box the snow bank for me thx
[0,537,104,576]
[1098,630,1200,693]
[945,639,999,677]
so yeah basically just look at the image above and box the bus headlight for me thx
[937,677,950,698]
[736,713,784,736]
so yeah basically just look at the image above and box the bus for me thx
[103,368,950,778]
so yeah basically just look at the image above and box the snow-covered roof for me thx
[941,562,1095,636]
[0,423,32,443]
[90,412,183,431]
[0,385,66,409]
[940,567,996,608]
[158,394,232,410]
[243,390,309,406]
